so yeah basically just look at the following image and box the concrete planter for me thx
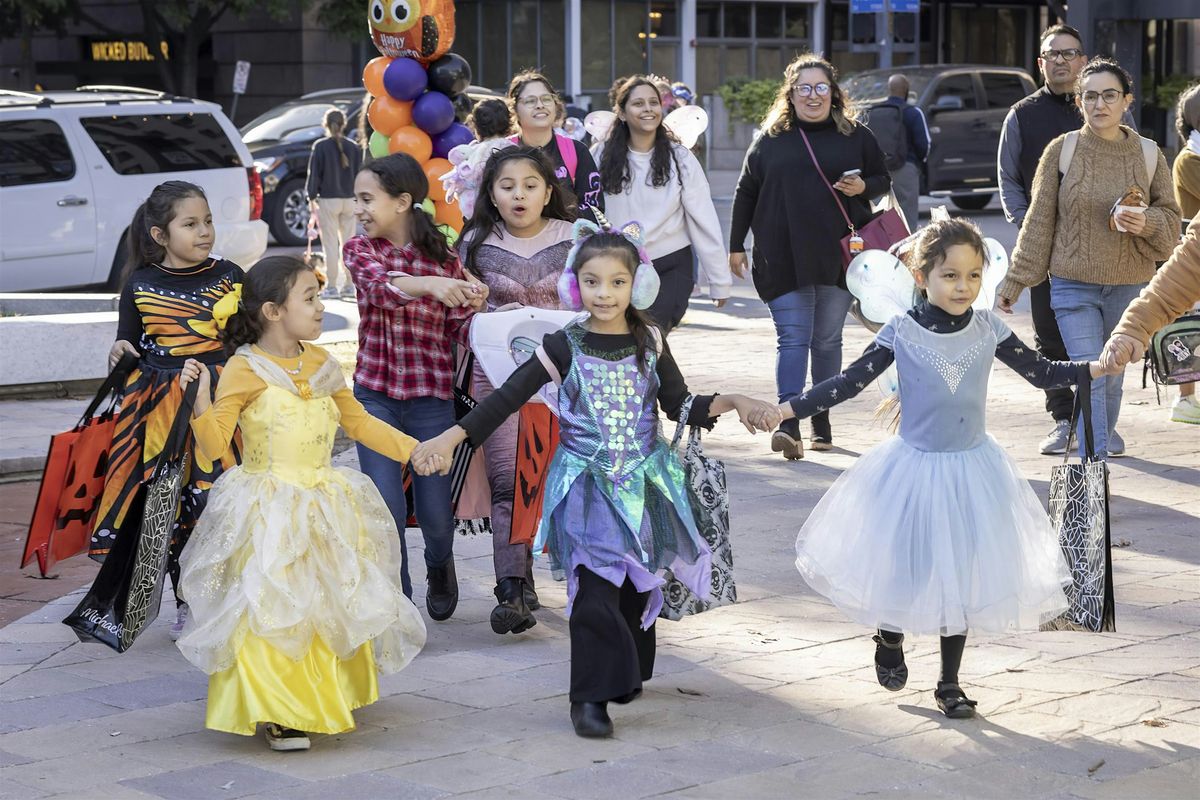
[0,312,116,387]
[704,94,760,171]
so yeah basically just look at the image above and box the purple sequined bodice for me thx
[475,240,572,311]
[556,325,661,482]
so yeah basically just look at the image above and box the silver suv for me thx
[0,85,268,291]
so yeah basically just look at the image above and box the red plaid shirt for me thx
[343,235,474,401]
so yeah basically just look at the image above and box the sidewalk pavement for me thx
[0,297,1196,799]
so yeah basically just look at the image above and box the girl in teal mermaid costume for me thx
[415,217,777,738]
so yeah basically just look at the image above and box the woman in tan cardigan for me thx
[998,59,1181,457]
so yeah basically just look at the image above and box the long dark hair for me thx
[459,146,576,275]
[323,108,349,169]
[123,180,207,282]
[221,255,314,354]
[360,153,451,264]
[599,75,681,196]
[572,232,658,374]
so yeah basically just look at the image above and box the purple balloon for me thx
[383,57,428,102]
[432,122,474,159]
[412,91,456,136]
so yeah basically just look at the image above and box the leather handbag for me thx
[1041,379,1115,633]
[660,395,736,620]
[22,352,138,577]
[798,128,910,269]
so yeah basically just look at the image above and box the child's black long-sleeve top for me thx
[460,327,716,448]
[789,302,1092,420]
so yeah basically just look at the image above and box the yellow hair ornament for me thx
[212,283,243,331]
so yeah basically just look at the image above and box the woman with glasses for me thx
[507,70,604,222]
[729,53,890,458]
[999,58,1181,458]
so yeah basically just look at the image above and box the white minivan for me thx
[0,86,268,291]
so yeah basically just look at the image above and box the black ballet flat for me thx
[872,632,908,691]
[570,701,613,738]
[935,682,978,719]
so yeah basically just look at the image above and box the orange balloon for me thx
[362,56,392,98]
[423,158,453,203]
[367,96,413,137]
[388,126,433,163]
[434,198,464,232]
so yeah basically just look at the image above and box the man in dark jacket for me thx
[881,74,930,230]
[997,24,1098,455]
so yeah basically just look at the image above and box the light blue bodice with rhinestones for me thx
[883,312,1000,453]
[555,323,661,481]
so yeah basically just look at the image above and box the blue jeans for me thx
[1050,277,1146,458]
[766,285,855,404]
[353,387,456,598]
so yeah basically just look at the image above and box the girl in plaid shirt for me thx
[343,153,488,622]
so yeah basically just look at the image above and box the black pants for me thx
[645,246,694,334]
[1030,280,1075,422]
[570,568,656,702]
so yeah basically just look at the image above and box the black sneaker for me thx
[426,559,458,621]
[265,723,310,751]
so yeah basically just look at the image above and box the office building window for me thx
[692,1,814,97]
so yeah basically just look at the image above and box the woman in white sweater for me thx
[593,75,740,332]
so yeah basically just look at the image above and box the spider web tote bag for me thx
[1042,379,1115,633]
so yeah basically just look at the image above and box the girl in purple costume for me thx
[416,218,777,738]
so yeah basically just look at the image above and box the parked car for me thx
[0,85,267,292]
[843,65,1036,210]
[242,85,501,246]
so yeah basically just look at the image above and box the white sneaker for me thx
[1171,395,1200,425]
[1039,419,1072,455]
[168,604,189,641]
[265,723,310,751]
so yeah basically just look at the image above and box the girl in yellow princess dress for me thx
[176,255,428,751]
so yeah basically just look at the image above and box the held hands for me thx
[833,174,866,197]
[1099,333,1145,374]
[997,295,1015,315]
[108,339,139,370]
[411,426,466,476]
[731,396,783,434]
[424,276,489,309]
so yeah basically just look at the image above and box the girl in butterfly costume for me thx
[416,215,776,738]
[761,218,1107,719]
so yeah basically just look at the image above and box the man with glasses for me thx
[996,24,1130,455]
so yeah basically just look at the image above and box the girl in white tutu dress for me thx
[176,256,427,751]
[770,219,1105,718]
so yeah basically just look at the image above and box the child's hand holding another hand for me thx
[412,426,467,476]
[732,396,783,434]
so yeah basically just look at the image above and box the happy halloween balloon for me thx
[368,0,456,63]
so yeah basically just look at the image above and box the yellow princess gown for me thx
[177,344,427,735]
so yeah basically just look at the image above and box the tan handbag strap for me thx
[798,127,855,232]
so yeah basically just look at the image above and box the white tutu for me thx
[796,434,1070,635]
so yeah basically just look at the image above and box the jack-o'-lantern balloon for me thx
[368,0,456,64]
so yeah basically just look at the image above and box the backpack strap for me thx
[1138,136,1158,189]
[555,134,578,181]
[1058,131,1079,179]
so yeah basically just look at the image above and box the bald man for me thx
[880,74,930,231]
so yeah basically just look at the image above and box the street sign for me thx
[232,61,251,95]
[850,0,885,11]
[893,0,920,12]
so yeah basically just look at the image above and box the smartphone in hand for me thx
[839,168,863,180]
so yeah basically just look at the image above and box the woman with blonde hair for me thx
[729,53,890,457]
[306,108,362,298]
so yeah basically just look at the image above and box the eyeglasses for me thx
[1082,89,1125,106]
[1040,48,1083,62]
[518,94,556,109]
[792,83,830,98]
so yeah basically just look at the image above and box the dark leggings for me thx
[644,246,695,334]
[570,568,655,702]
[879,629,967,684]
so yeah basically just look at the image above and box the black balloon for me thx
[452,92,473,123]
[428,53,472,96]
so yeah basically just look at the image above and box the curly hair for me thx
[762,53,857,137]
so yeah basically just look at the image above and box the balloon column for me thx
[363,0,474,233]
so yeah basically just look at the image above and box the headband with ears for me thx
[557,212,661,312]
